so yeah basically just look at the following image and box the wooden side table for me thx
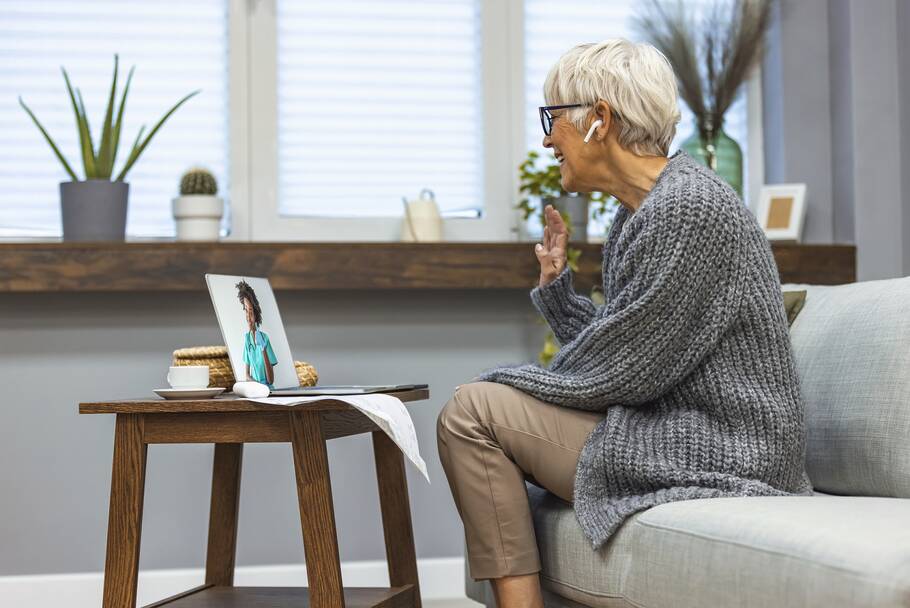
[80,388,429,608]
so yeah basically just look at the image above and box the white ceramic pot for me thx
[172,195,223,241]
[400,190,443,242]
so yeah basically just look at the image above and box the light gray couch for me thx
[466,277,910,607]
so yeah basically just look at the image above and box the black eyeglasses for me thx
[539,104,585,136]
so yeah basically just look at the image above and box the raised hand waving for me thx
[535,204,569,287]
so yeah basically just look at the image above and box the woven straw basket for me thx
[172,345,318,390]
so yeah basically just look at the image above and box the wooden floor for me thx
[142,586,480,607]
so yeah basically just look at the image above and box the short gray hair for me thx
[543,38,681,156]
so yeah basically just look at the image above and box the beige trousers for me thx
[436,381,604,581]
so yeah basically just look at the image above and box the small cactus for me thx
[179,167,217,195]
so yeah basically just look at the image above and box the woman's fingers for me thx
[549,206,567,235]
[538,205,570,277]
[545,206,566,247]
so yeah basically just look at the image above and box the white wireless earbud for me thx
[583,120,603,143]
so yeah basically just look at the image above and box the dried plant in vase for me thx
[632,0,772,195]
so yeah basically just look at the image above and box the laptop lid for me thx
[205,274,300,390]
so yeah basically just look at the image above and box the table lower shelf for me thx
[145,584,416,607]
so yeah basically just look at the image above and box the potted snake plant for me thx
[18,54,199,241]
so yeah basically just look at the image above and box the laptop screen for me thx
[205,274,299,390]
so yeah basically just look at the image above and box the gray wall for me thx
[761,0,835,244]
[763,0,910,280]
[0,289,544,575]
[898,0,910,275]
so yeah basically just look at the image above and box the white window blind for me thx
[276,0,483,218]
[524,0,749,235]
[0,0,229,237]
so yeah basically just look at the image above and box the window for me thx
[1,0,760,241]
[0,0,230,237]
[276,0,483,219]
[524,0,754,238]
[247,0,509,241]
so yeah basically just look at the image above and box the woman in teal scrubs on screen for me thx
[236,280,277,389]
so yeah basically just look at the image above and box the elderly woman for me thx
[436,39,814,607]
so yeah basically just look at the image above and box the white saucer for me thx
[154,387,226,400]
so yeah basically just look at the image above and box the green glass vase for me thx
[681,126,743,197]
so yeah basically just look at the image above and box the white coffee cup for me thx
[167,365,210,389]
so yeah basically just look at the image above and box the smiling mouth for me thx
[555,153,565,165]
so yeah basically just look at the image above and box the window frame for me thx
[231,0,519,242]
[226,0,763,243]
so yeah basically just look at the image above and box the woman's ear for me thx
[590,99,612,142]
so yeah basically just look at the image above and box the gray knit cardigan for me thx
[475,149,815,551]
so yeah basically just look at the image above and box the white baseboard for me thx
[0,556,465,608]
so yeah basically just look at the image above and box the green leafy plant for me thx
[515,149,617,272]
[18,53,200,182]
[515,149,619,364]
[516,150,566,219]
[516,150,615,226]
[180,167,218,196]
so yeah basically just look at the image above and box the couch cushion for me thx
[782,278,910,497]
[528,484,910,608]
[782,289,807,325]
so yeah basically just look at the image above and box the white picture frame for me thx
[755,183,807,242]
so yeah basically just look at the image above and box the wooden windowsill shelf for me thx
[0,241,856,292]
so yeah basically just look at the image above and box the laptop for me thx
[205,273,428,396]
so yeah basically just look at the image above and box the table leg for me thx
[102,413,147,608]
[372,430,422,607]
[205,443,243,586]
[290,410,345,608]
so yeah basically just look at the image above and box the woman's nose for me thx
[542,134,552,148]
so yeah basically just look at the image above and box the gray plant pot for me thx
[59,180,129,242]
[547,194,589,243]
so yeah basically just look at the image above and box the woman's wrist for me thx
[538,264,568,289]
[539,273,556,288]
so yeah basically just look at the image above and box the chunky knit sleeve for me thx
[475,196,747,411]
[530,265,599,346]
